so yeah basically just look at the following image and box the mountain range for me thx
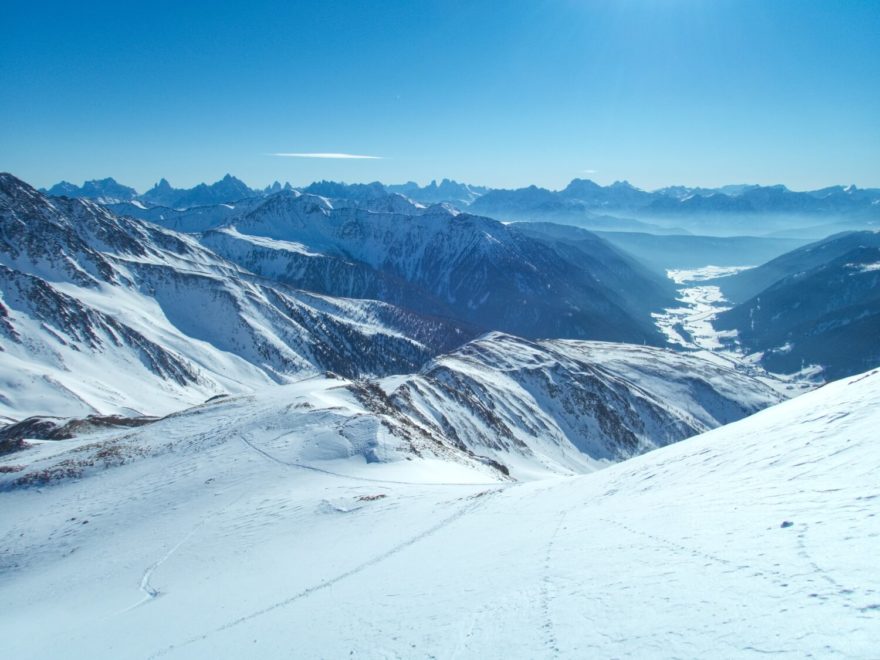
[1,173,696,426]
[3,167,879,658]
[42,176,880,232]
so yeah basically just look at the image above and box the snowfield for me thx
[1,367,878,658]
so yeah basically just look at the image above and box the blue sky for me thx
[2,0,878,191]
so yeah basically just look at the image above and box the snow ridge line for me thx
[238,433,503,487]
[148,487,504,658]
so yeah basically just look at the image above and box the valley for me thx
[654,265,751,352]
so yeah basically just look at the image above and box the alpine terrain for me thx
[1,172,877,659]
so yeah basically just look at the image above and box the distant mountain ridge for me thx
[44,177,138,204]
[42,175,880,222]
[471,179,880,224]
[139,174,257,208]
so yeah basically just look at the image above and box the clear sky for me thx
[2,0,878,192]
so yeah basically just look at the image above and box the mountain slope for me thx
[385,332,783,477]
[0,330,784,478]
[0,361,876,657]
[715,246,880,380]
[105,198,264,232]
[206,191,672,344]
[708,230,880,303]
[509,222,677,316]
[0,174,470,419]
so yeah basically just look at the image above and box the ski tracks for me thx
[148,486,504,658]
[119,524,205,613]
[540,508,570,658]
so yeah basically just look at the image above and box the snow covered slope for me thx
[1,365,877,657]
[0,332,784,478]
[205,190,671,344]
[385,332,784,477]
[105,197,264,233]
[0,174,468,419]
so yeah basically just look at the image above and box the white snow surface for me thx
[2,367,878,658]
[654,265,751,350]
[654,265,818,395]
[387,332,785,479]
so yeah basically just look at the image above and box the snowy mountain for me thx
[0,330,784,477]
[708,230,880,303]
[0,174,470,419]
[470,179,880,234]
[202,190,673,344]
[139,174,258,209]
[383,332,784,477]
[301,180,387,201]
[105,197,265,233]
[386,179,487,206]
[42,174,880,237]
[715,245,880,380]
[43,177,138,204]
[0,353,875,657]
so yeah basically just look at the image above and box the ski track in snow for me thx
[122,525,204,612]
[149,487,504,659]
[540,509,570,658]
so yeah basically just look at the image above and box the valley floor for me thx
[653,265,817,397]
[1,369,878,658]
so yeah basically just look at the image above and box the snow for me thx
[668,265,754,284]
[1,368,878,658]
[212,226,321,256]
[385,332,784,479]
[653,265,817,396]
[654,265,751,350]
